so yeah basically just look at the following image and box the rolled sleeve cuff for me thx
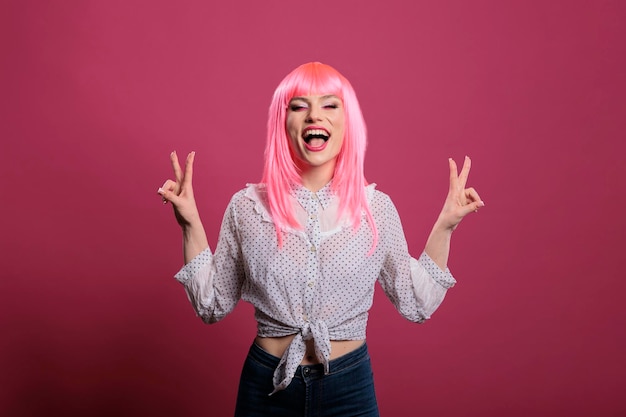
[174,248,212,284]
[418,252,456,289]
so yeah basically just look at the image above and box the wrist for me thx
[433,216,456,234]
[176,209,202,229]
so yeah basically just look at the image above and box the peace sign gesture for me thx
[157,151,201,228]
[437,156,484,231]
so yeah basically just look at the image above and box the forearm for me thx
[424,220,453,271]
[182,217,209,264]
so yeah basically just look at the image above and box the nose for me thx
[306,105,322,122]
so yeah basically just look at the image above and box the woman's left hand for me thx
[436,156,484,231]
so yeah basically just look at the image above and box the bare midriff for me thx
[255,335,365,365]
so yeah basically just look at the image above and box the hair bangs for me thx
[281,62,346,105]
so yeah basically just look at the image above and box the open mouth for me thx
[303,129,330,149]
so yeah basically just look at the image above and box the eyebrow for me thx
[289,95,341,103]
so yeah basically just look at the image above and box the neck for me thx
[299,164,335,192]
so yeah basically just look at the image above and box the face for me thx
[286,94,345,174]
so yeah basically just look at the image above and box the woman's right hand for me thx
[158,151,201,229]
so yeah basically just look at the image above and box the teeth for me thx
[303,129,329,138]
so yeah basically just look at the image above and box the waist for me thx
[255,335,365,364]
[250,339,369,372]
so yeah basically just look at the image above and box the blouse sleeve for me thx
[173,197,246,324]
[377,194,456,323]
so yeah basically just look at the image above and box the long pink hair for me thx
[261,62,378,251]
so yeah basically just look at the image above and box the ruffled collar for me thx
[289,181,335,211]
[244,182,378,227]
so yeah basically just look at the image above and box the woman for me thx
[158,62,483,416]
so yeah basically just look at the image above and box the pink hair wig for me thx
[261,62,378,251]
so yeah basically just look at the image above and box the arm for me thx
[158,152,244,323]
[424,156,484,270]
[377,195,456,323]
[173,200,245,323]
[158,151,209,263]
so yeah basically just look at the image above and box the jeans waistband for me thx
[249,341,369,375]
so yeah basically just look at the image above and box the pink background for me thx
[2,1,625,416]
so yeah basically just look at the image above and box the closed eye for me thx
[289,104,308,111]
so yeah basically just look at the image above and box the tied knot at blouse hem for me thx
[174,182,456,393]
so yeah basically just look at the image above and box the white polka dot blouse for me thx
[175,182,456,393]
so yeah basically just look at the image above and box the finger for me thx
[182,151,195,188]
[464,187,483,205]
[160,179,177,193]
[157,186,169,204]
[448,158,459,191]
[157,180,181,205]
[170,151,184,183]
[458,156,471,189]
[461,200,485,216]
[461,188,485,215]
[158,187,182,206]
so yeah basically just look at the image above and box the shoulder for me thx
[366,183,394,209]
[366,184,402,230]
[227,183,272,223]
[227,183,265,204]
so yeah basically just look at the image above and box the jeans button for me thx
[303,367,310,376]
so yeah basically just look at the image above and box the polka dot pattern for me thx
[174,182,456,392]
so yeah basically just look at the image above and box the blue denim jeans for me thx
[234,341,379,417]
